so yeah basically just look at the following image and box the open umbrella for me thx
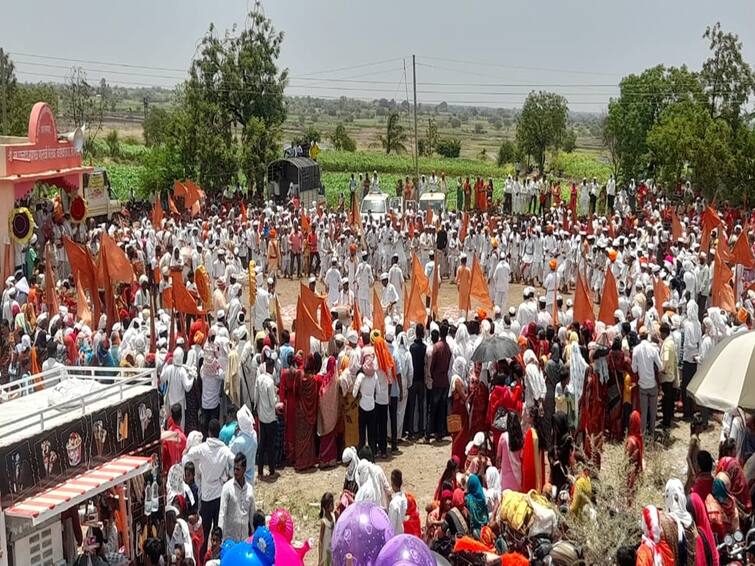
[688,330,755,412]
[470,335,518,363]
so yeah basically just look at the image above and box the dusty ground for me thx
[253,275,721,565]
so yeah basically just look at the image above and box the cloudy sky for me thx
[3,0,754,111]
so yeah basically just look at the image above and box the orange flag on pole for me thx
[469,255,493,310]
[700,205,723,255]
[100,234,135,284]
[75,275,92,327]
[598,266,620,325]
[654,276,670,317]
[173,180,188,197]
[170,273,202,315]
[44,244,59,318]
[573,268,594,324]
[425,205,433,227]
[352,297,362,331]
[430,259,440,318]
[671,210,683,242]
[275,294,284,344]
[459,212,469,243]
[732,226,754,268]
[404,278,426,327]
[300,283,333,339]
[411,254,429,295]
[294,296,325,357]
[168,195,179,215]
[711,247,736,312]
[184,180,201,210]
[152,195,164,228]
[372,288,385,334]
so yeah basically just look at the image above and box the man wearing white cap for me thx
[380,273,399,318]
[253,279,272,334]
[516,287,537,329]
[355,251,374,319]
[492,254,511,309]
[324,257,342,308]
[388,255,404,312]
[562,299,574,327]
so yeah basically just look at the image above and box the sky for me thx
[2,0,754,112]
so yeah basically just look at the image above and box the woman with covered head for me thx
[636,505,674,566]
[497,411,523,492]
[448,373,469,467]
[564,331,587,424]
[662,478,698,566]
[523,349,546,411]
[624,409,644,491]
[160,346,194,430]
[293,352,320,471]
[316,355,339,468]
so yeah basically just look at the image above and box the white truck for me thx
[82,168,121,220]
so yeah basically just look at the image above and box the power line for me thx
[417,54,620,78]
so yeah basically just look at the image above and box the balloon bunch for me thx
[220,526,275,566]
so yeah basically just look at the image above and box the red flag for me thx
[153,195,164,228]
[732,225,754,268]
[411,254,430,295]
[573,268,594,324]
[654,276,670,317]
[44,244,59,318]
[75,275,92,327]
[459,212,469,243]
[671,210,683,242]
[373,288,385,334]
[598,266,620,325]
[469,255,493,310]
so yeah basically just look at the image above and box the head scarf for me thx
[570,474,593,517]
[640,505,674,566]
[688,492,719,566]
[237,405,257,442]
[464,474,489,531]
[716,456,751,512]
[664,478,692,542]
[484,467,501,514]
[370,330,396,383]
[627,410,644,470]
[342,447,359,483]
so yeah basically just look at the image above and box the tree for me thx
[105,129,120,158]
[647,99,733,195]
[515,91,568,174]
[701,23,755,132]
[305,126,321,144]
[436,138,461,158]
[562,129,577,153]
[379,112,407,154]
[181,7,288,194]
[330,123,356,151]
[426,117,439,155]
[496,139,517,166]
[450,117,461,129]
[143,107,172,146]
[600,113,620,178]
[63,67,109,152]
[0,48,17,135]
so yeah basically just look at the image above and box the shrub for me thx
[436,138,461,158]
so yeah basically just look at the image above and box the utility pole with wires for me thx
[412,54,419,181]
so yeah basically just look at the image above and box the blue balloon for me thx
[220,539,237,559]
[251,526,276,565]
[220,541,266,566]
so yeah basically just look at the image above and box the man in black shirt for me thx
[404,324,427,440]
[436,224,448,279]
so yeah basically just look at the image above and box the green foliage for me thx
[496,139,517,166]
[6,83,59,136]
[136,143,186,199]
[105,129,120,158]
[515,91,569,173]
[550,150,613,181]
[305,126,321,144]
[379,112,408,154]
[419,117,439,156]
[436,138,461,159]
[449,117,461,129]
[142,107,172,146]
[329,123,355,152]
[104,162,145,201]
[562,129,577,153]
[0,48,17,135]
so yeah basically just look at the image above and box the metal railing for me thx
[0,366,156,443]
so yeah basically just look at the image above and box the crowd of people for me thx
[4,172,755,565]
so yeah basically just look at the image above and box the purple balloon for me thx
[375,534,435,566]
[332,501,395,566]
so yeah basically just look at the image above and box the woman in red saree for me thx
[486,378,523,448]
[294,353,319,471]
[449,374,469,468]
[578,366,605,469]
[467,366,489,439]
[279,354,303,466]
[606,337,629,441]
[625,410,644,491]
[715,456,752,514]
[317,356,339,468]
[520,406,546,493]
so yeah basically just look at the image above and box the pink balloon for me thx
[269,508,295,543]
[272,531,303,566]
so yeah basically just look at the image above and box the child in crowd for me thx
[318,493,335,566]
[203,527,223,565]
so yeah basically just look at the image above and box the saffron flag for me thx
[671,210,683,242]
[411,254,429,296]
[168,195,179,215]
[275,295,284,344]
[654,276,670,317]
[63,236,101,325]
[700,206,723,254]
[430,258,440,318]
[196,265,213,307]
[300,283,333,339]
[152,195,164,228]
[44,244,59,318]
[352,297,362,331]
[100,234,135,284]
[101,242,117,331]
[469,255,493,310]
[184,180,201,210]
[173,180,188,197]
[170,272,202,315]
[350,195,360,230]
[711,247,735,312]
[573,268,594,324]
[372,288,385,334]
[425,205,433,227]
[718,233,732,264]
[75,275,92,327]
[732,226,754,268]
[457,264,472,312]
[240,201,247,222]
[294,296,325,357]
[598,266,619,325]
[404,278,426,327]
[459,212,469,243]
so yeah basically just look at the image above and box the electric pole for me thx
[412,54,419,181]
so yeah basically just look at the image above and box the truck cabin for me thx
[267,157,324,208]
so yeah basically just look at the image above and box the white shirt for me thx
[254,371,278,424]
[388,491,407,535]
[218,478,256,542]
[631,340,661,390]
[353,372,377,411]
[182,438,234,501]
